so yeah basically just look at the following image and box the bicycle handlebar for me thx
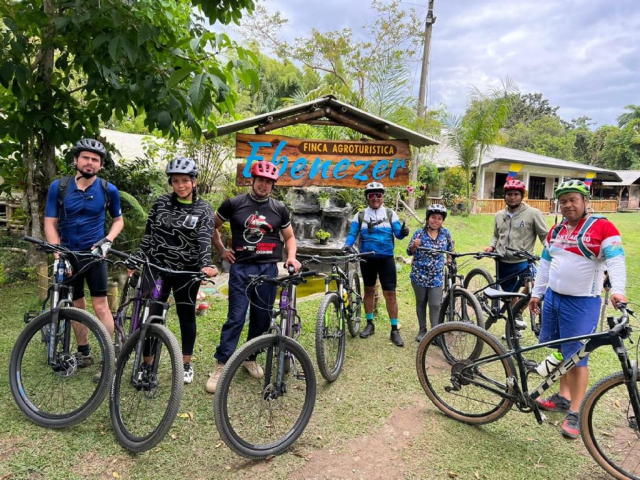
[416,247,488,259]
[108,249,213,280]
[505,247,540,262]
[248,270,319,286]
[298,251,375,264]
[23,236,95,258]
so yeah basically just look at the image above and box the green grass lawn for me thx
[0,212,638,479]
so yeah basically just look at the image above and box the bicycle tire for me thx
[463,267,495,327]
[346,271,362,337]
[316,293,346,382]
[504,296,541,350]
[438,288,485,328]
[581,370,640,480]
[416,321,515,424]
[110,324,183,452]
[214,334,317,459]
[9,307,114,428]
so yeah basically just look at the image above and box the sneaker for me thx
[92,361,104,383]
[390,329,404,347]
[415,328,428,343]
[205,363,225,394]
[360,323,375,339]
[514,315,527,330]
[561,411,580,439]
[243,360,264,379]
[536,393,570,412]
[75,352,94,368]
[183,362,194,384]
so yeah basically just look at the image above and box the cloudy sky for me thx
[229,0,639,128]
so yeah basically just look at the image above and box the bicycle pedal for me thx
[24,310,41,323]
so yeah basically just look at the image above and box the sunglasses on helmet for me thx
[366,192,383,200]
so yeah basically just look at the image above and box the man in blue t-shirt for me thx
[343,182,410,347]
[44,138,123,370]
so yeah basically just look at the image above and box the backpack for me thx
[550,215,605,260]
[57,175,110,212]
[357,209,396,244]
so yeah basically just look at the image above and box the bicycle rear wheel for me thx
[504,296,542,350]
[438,288,485,329]
[114,273,139,356]
[416,322,515,424]
[346,271,362,337]
[110,324,183,452]
[214,334,317,459]
[9,307,114,428]
[316,293,346,382]
[581,371,640,480]
[464,267,495,327]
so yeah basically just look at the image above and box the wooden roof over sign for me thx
[205,95,439,148]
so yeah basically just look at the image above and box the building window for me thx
[529,176,546,199]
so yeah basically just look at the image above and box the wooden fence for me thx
[0,200,24,232]
[431,198,620,215]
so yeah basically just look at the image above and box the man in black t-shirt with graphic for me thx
[206,161,301,393]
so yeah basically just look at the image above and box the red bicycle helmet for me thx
[504,179,526,193]
[250,161,279,182]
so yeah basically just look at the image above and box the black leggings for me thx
[142,271,200,357]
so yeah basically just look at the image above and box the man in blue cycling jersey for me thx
[342,182,410,347]
[44,138,123,369]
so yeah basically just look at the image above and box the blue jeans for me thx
[496,260,529,293]
[214,262,278,364]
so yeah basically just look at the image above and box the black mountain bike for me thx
[464,248,542,348]
[299,251,371,382]
[214,267,319,459]
[416,247,484,328]
[416,288,639,480]
[106,249,212,452]
[9,237,115,428]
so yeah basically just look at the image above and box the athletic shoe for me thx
[415,329,428,343]
[183,362,194,384]
[243,360,264,379]
[562,411,580,439]
[360,323,375,338]
[390,329,404,347]
[75,351,94,368]
[536,393,570,412]
[205,363,225,394]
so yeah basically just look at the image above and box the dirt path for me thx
[288,399,428,480]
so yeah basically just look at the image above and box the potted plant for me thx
[315,229,331,245]
[317,190,330,208]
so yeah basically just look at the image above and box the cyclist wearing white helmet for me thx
[407,204,453,342]
[530,179,627,439]
[44,138,124,374]
[342,182,410,347]
[137,157,217,384]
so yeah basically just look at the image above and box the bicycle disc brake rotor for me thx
[54,352,78,377]
[450,360,475,386]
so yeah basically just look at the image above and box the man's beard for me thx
[76,166,96,179]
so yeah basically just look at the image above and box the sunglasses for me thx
[366,192,383,200]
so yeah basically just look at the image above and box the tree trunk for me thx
[408,148,418,210]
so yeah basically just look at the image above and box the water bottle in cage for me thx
[54,259,66,283]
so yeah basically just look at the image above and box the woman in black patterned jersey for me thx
[138,157,217,384]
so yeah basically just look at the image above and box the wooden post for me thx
[37,263,49,302]
[107,281,119,311]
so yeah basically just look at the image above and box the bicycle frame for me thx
[454,305,640,427]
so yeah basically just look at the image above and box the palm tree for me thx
[617,104,640,128]
[446,115,478,206]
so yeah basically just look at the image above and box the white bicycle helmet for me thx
[166,157,199,177]
[427,203,447,220]
[364,182,386,194]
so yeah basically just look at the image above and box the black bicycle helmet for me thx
[426,203,447,220]
[165,157,199,178]
[73,138,107,161]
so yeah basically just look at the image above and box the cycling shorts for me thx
[360,255,397,291]
[63,255,108,300]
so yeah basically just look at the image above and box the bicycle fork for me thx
[130,301,167,391]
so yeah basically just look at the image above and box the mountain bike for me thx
[416,288,639,480]
[9,237,115,428]
[463,248,542,348]
[214,266,319,459]
[106,249,211,452]
[299,251,372,382]
[416,247,484,328]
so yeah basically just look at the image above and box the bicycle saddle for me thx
[482,287,527,300]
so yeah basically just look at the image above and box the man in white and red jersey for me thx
[529,179,627,439]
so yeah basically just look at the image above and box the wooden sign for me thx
[235,133,410,187]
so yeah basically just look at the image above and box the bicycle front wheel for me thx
[110,324,183,452]
[9,307,114,428]
[438,288,485,329]
[316,293,346,382]
[114,274,139,356]
[416,322,515,425]
[347,271,362,337]
[214,334,317,459]
[581,371,640,480]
